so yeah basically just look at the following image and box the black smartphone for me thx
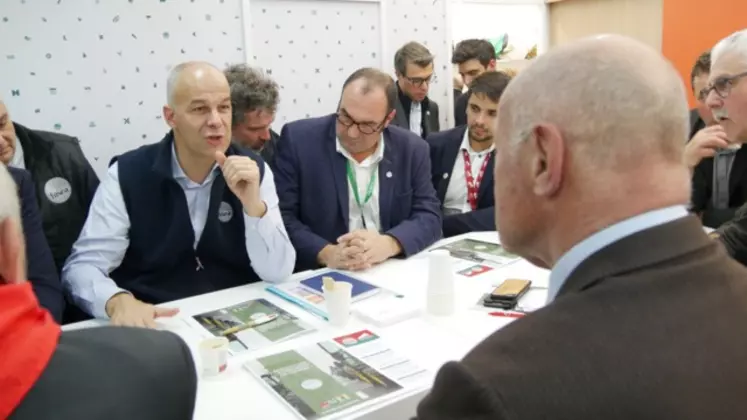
[489,279,532,301]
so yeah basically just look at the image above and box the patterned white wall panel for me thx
[249,0,383,130]
[0,0,245,175]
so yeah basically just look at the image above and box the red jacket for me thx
[0,282,60,418]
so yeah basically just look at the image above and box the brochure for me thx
[433,238,520,271]
[244,330,430,420]
[267,270,401,321]
[191,298,316,354]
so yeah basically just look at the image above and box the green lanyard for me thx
[346,160,377,210]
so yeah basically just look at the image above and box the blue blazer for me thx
[9,166,64,323]
[273,114,442,271]
[427,126,496,237]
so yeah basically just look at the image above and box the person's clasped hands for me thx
[319,230,401,271]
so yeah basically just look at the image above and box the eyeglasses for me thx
[404,74,436,87]
[336,112,385,135]
[702,71,747,100]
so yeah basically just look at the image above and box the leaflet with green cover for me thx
[192,298,315,354]
[244,340,403,419]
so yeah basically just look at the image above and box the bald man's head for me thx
[500,35,689,166]
[492,35,691,268]
[162,61,233,164]
[0,164,25,285]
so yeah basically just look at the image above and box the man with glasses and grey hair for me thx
[707,29,747,265]
[687,49,747,228]
[224,64,281,163]
[273,67,441,272]
[391,41,440,138]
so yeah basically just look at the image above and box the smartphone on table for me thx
[483,279,532,310]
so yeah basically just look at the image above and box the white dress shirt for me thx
[443,129,494,214]
[409,102,423,136]
[62,144,295,318]
[547,205,689,303]
[336,137,384,232]
[9,139,25,169]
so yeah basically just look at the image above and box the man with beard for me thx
[273,68,441,272]
[62,61,294,326]
[427,71,511,237]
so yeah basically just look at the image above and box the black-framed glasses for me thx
[404,74,436,87]
[336,112,386,135]
[702,71,747,100]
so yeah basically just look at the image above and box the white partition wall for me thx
[242,0,454,131]
[0,0,245,175]
[246,0,384,129]
[0,0,548,176]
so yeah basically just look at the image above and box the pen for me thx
[488,311,525,319]
[220,313,279,336]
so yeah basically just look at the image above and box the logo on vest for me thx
[218,201,234,223]
[44,177,72,204]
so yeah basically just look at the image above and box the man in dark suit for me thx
[451,39,497,127]
[273,67,442,272]
[8,166,64,323]
[427,71,511,237]
[416,35,747,420]
[391,42,440,138]
[224,63,281,163]
[0,164,197,420]
[0,101,99,272]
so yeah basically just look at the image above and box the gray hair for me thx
[224,64,279,126]
[165,61,221,107]
[0,165,20,225]
[394,42,434,76]
[503,35,689,168]
[712,29,747,67]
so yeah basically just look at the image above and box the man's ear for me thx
[0,219,24,285]
[163,105,177,129]
[383,109,397,128]
[529,123,564,198]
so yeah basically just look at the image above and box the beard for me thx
[468,126,492,143]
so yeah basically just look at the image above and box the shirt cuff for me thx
[92,283,130,320]
[243,210,275,238]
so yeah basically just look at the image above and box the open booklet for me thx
[187,298,316,355]
[266,270,409,322]
[244,329,431,420]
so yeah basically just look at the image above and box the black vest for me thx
[109,132,265,304]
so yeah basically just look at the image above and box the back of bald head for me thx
[166,61,227,107]
[502,35,689,169]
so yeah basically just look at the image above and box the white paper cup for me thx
[324,281,353,327]
[199,337,229,377]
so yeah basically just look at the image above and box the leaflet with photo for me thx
[190,298,316,354]
[244,330,430,420]
[433,238,520,271]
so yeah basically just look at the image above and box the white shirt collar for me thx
[9,139,25,169]
[170,142,218,186]
[547,205,689,303]
[461,128,495,155]
[336,135,385,167]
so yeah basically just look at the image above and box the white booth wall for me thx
[0,0,546,176]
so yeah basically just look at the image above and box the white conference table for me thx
[64,231,550,420]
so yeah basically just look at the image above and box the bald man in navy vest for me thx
[62,62,295,327]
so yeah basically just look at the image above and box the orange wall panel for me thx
[662,0,747,107]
